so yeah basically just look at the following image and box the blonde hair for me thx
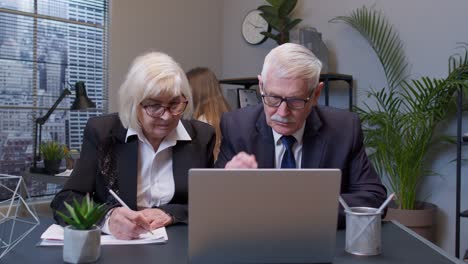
[261,43,322,93]
[118,52,193,130]
[186,67,230,159]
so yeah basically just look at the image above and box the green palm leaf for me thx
[330,6,409,90]
[334,6,468,210]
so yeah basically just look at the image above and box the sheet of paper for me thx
[38,224,168,246]
[55,169,73,176]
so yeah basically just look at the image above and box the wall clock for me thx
[241,10,270,45]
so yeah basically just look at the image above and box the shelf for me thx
[219,73,353,88]
[461,210,468,218]
[220,73,354,111]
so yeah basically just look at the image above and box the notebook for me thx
[188,168,341,263]
[39,224,167,246]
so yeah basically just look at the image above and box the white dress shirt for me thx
[272,124,305,168]
[131,121,191,208]
[101,120,191,234]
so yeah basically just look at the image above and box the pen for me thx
[108,188,154,235]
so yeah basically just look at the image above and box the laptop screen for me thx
[188,168,341,264]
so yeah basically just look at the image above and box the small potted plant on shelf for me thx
[40,141,68,174]
[257,0,302,45]
[56,194,107,263]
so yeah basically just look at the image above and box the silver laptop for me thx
[188,168,341,264]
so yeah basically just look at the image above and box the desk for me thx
[2,218,462,264]
[220,73,354,111]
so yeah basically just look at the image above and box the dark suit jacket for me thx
[215,104,387,228]
[51,113,215,224]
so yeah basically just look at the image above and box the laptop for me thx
[188,168,342,264]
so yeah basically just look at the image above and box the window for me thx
[0,0,108,197]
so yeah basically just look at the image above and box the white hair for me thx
[261,43,322,93]
[118,52,193,130]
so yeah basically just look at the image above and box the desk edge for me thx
[391,220,464,264]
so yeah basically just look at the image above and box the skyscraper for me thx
[0,0,108,178]
[67,0,107,150]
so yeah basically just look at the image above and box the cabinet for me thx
[455,88,468,259]
[219,73,353,111]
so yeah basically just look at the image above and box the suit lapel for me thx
[172,143,184,198]
[301,107,326,168]
[113,126,138,210]
[172,121,192,202]
[255,112,275,168]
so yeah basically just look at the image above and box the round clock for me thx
[241,10,270,45]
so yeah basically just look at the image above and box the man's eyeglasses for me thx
[141,101,188,118]
[261,92,312,110]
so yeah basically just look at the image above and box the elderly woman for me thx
[51,52,215,240]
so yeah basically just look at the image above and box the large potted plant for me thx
[331,6,468,241]
[56,194,107,263]
[40,141,68,174]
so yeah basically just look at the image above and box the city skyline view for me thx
[0,0,108,194]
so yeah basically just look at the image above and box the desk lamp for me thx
[30,81,95,173]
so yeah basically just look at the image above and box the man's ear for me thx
[311,82,324,105]
[257,75,263,92]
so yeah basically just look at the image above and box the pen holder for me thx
[345,207,382,256]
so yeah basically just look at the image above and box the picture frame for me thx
[237,88,260,108]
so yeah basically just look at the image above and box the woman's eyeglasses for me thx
[141,101,188,118]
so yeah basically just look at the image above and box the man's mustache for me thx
[271,114,295,123]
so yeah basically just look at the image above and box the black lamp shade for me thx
[71,81,96,110]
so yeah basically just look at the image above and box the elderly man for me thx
[215,43,386,228]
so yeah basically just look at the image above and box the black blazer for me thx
[215,104,387,228]
[51,113,215,224]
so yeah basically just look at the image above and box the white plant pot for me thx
[63,225,101,263]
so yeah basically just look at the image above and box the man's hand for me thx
[140,208,173,230]
[108,207,152,240]
[225,152,258,169]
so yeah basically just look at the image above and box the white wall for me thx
[220,0,276,79]
[220,0,468,255]
[109,0,223,112]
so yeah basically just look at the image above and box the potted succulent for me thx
[56,194,107,263]
[40,141,68,174]
[331,6,468,241]
[257,0,302,45]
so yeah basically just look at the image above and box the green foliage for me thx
[332,6,468,209]
[330,6,409,90]
[56,194,107,230]
[258,0,302,45]
[40,141,68,160]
